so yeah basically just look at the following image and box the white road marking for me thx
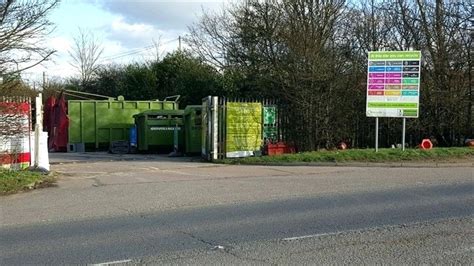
[282,232,339,241]
[91,259,132,265]
[163,169,211,177]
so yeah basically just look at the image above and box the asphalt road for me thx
[0,157,473,264]
[0,177,474,265]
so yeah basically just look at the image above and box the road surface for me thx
[1,155,472,264]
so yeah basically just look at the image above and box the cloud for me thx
[24,0,231,82]
[105,17,166,48]
[99,0,228,32]
[110,17,155,35]
[48,36,72,53]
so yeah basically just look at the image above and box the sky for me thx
[24,0,230,85]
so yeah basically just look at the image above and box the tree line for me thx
[65,51,232,108]
[1,0,472,150]
[185,0,472,149]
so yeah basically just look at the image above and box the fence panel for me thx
[0,96,32,170]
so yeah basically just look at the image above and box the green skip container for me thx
[134,110,184,153]
[68,96,178,150]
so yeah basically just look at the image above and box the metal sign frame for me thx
[366,51,422,151]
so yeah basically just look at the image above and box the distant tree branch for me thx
[0,0,59,76]
[68,28,104,86]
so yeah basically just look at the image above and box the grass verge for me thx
[0,170,56,196]
[219,147,474,165]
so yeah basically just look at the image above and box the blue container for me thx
[129,125,137,147]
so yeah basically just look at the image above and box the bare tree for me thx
[68,28,104,85]
[186,6,236,69]
[0,0,59,76]
[188,0,349,150]
[143,38,163,66]
[187,0,472,149]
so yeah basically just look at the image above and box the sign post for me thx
[366,51,421,151]
[402,118,406,151]
[375,117,379,152]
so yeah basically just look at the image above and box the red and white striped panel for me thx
[0,102,31,170]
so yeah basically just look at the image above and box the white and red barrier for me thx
[0,100,32,170]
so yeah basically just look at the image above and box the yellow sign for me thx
[226,102,262,156]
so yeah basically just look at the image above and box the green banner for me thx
[368,102,418,108]
[369,51,421,60]
[403,109,418,117]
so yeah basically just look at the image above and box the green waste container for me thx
[68,97,179,150]
[184,105,202,154]
[134,110,184,152]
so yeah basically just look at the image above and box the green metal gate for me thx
[201,96,280,160]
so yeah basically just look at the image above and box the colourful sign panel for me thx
[366,51,421,118]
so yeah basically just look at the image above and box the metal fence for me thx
[202,96,284,160]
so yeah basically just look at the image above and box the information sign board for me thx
[366,51,421,118]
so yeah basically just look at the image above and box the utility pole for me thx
[42,72,46,90]
[178,36,182,51]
